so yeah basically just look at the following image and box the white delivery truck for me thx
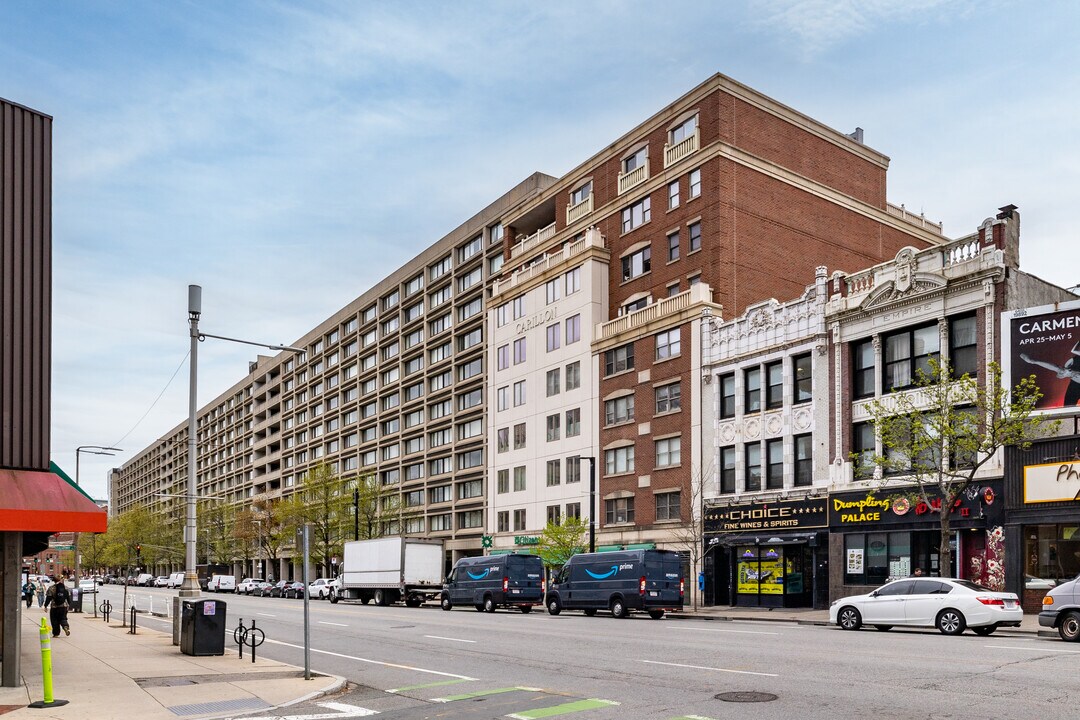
[329,537,443,607]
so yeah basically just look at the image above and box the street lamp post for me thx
[74,445,121,581]
[180,285,304,599]
[353,487,360,541]
[580,457,597,553]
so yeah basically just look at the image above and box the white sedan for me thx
[830,577,1022,635]
[307,578,332,599]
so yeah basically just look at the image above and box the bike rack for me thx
[100,600,112,623]
[233,618,265,663]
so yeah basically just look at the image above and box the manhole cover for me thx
[716,692,778,703]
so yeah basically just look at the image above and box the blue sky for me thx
[2,1,1077,501]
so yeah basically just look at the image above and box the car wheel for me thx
[610,597,628,619]
[937,608,967,636]
[972,625,996,636]
[374,589,388,607]
[837,606,862,631]
[441,595,453,611]
[874,625,892,632]
[583,608,597,617]
[547,597,561,616]
[520,605,532,614]
[329,589,339,604]
[1059,611,1080,642]
[483,596,495,613]
[648,610,665,620]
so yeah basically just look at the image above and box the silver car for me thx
[830,577,1022,636]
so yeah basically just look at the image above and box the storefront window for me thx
[737,546,785,596]
[845,531,944,585]
[1026,524,1080,583]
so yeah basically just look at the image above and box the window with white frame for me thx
[605,446,635,475]
[621,197,651,234]
[565,314,580,344]
[656,328,681,360]
[605,395,634,425]
[546,278,560,304]
[655,436,681,468]
[546,323,561,352]
[513,381,526,406]
[565,267,581,295]
[459,236,482,262]
[546,368,560,397]
[655,381,681,413]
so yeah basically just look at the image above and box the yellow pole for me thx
[28,617,68,708]
[38,618,52,703]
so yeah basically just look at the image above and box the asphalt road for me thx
[93,584,1079,720]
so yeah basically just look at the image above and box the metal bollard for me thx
[234,618,248,660]
[101,600,112,623]
[27,618,69,708]
[129,605,138,635]
[246,620,265,664]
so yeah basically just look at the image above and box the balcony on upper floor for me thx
[597,282,717,342]
[566,193,593,226]
[510,221,557,259]
[492,228,606,298]
[886,202,943,235]
[617,158,649,196]
[664,128,699,168]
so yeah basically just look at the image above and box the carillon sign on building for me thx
[704,497,828,533]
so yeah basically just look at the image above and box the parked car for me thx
[78,578,97,593]
[1039,572,1080,640]
[546,549,684,619]
[153,576,170,587]
[831,577,1023,635]
[284,581,306,599]
[268,580,289,598]
[442,553,544,613]
[308,578,332,600]
[252,581,274,597]
[236,578,264,595]
[135,573,155,587]
[103,574,116,585]
[167,571,185,589]
[208,574,236,593]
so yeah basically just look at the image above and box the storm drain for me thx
[168,698,271,716]
[715,692,778,703]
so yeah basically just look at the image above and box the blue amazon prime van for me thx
[546,549,684,619]
[441,553,544,613]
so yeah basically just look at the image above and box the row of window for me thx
[604,380,681,426]
[852,314,977,398]
[496,456,584,493]
[604,436,682,476]
[603,330,681,378]
[495,267,583,327]
[717,353,812,418]
[497,362,581,411]
[717,435,814,493]
[605,491,681,525]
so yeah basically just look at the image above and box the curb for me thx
[665,612,1044,635]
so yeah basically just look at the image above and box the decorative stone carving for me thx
[744,417,761,440]
[765,412,783,436]
[793,407,812,431]
[719,423,737,444]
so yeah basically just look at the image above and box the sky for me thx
[2,1,1078,502]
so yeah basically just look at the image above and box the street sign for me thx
[50,545,75,551]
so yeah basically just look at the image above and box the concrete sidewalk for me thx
[0,606,343,719]
[667,605,1049,635]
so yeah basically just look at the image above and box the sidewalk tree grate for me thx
[715,692,778,703]
[168,698,271,716]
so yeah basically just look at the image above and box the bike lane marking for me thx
[507,698,619,719]
[262,637,476,679]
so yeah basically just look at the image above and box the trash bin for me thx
[69,587,84,613]
[180,599,227,656]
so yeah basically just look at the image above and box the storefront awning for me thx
[0,465,107,533]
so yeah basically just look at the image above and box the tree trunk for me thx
[938,511,952,578]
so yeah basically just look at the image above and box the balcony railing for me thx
[492,229,604,297]
[886,203,943,234]
[598,282,713,340]
[943,237,981,267]
[617,158,649,195]
[566,194,593,225]
[510,221,557,259]
[664,128,699,168]
[845,269,875,296]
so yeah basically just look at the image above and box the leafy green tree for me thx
[536,516,587,575]
[200,502,243,566]
[862,360,1056,578]
[293,463,351,578]
[354,473,413,540]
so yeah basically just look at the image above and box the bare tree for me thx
[666,463,712,610]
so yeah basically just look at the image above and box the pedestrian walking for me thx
[36,578,46,607]
[22,579,34,608]
[44,576,71,637]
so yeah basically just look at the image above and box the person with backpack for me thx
[22,579,34,608]
[44,576,71,637]
[35,578,46,607]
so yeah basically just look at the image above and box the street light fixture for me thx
[181,285,304,599]
[74,445,122,580]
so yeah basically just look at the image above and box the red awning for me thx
[0,469,107,533]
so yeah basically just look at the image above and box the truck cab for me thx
[1039,573,1080,640]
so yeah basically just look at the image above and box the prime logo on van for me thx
[584,563,634,579]
[466,568,491,580]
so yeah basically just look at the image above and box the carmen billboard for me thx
[1003,299,1080,413]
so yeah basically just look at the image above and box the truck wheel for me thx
[648,610,665,620]
[547,597,561,615]
[441,594,453,611]
[520,605,532,614]
[610,597,628,618]
[374,589,388,607]
[474,603,484,612]
[329,589,338,604]
[483,596,496,613]
[405,594,422,608]
[1059,611,1080,642]
[583,608,597,617]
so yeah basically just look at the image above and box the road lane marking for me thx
[986,644,1080,654]
[433,687,522,702]
[639,659,778,677]
[507,699,619,719]
[388,678,472,694]
[257,612,277,617]
[669,626,780,636]
[424,635,476,643]
[319,621,349,627]
[262,638,475,679]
